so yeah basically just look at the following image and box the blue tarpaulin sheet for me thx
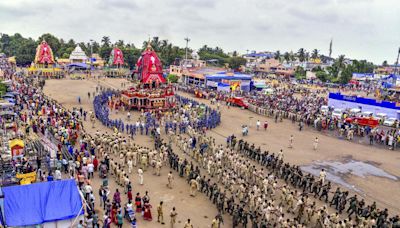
[2,179,82,226]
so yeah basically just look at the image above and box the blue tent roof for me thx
[2,179,83,226]
[67,63,89,69]
[206,73,252,80]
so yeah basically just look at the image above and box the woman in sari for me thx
[135,192,142,213]
[143,201,152,221]
[113,189,121,205]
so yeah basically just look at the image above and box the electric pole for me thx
[395,47,400,75]
[184,37,190,68]
[393,47,400,85]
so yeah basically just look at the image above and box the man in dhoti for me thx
[138,168,144,185]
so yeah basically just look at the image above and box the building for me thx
[90,53,105,67]
[243,52,275,69]
[205,72,253,92]
[169,58,207,79]
[182,67,226,86]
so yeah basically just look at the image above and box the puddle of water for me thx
[301,159,398,193]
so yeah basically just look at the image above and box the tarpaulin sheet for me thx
[2,179,82,226]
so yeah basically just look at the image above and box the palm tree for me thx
[101,36,111,47]
[311,49,319,59]
[283,52,290,63]
[297,48,306,62]
[336,55,345,69]
[275,50,281,61]
[151,37,161,51]
[289,51,296,63]
[116,40,124,47]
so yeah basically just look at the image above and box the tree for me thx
[316,71,329,82]
[297,48,306,62]
[311,49,319,59]
[115,40,124,47]
[312,66,323,72]
[283,52,290,63]
[327,65,339,79]
[294,66,306,79]
[198,45,229,66]
[289,51,296,62]
[336,55,346,69]
[339,65,353,84]
[275,50,281,61]
[167,74,179,83]
[0,81,7,96]
[101,36,111,47]
[228,56,247,70]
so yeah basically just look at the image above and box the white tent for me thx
[69,45,88,62]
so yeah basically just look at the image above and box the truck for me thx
[226,97,249,109]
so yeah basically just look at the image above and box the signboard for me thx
[206,81,218,87]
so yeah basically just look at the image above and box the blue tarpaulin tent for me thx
[2,179,83,227]
[67,63,89,69]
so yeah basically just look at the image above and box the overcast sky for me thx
[0,0,399,64]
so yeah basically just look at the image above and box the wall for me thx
[328,93,400,119]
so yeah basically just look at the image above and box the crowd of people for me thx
[0,53,14,78]
[178,82,400,151]
[4,72,399,228]
[158,120,400,227]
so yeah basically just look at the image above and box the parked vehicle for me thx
[349,108,362,117]
[331,108,343,119]
[345,117,379,128]
[361,111,373,117]
[383,117,398,127]
[320,105,329,115]
[227,97,249,109]
[374,113,388,122]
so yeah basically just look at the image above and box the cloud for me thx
[0,0,399,63]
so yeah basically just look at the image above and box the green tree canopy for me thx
[228,56,246,70]
[167,74,179,83]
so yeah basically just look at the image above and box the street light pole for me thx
[89,39,94,78]
[184,37,190,68]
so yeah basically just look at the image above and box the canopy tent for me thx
[69,45,88,62]
[206,73,252,81]
[217,82,230,92]
[67,63,89,69]
[2,179,83,227]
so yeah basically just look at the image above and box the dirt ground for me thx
[43,78,400,227]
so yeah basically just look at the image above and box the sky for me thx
[0,0,399,64]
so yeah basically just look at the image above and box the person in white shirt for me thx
[313,137,319,150]
[87,163,94,179]
[256,120,260,130]
[127,159,133,174]
[54,169,62,180]
[319,169,327,184]
[288,135,294,148]
[138,168,144,185]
